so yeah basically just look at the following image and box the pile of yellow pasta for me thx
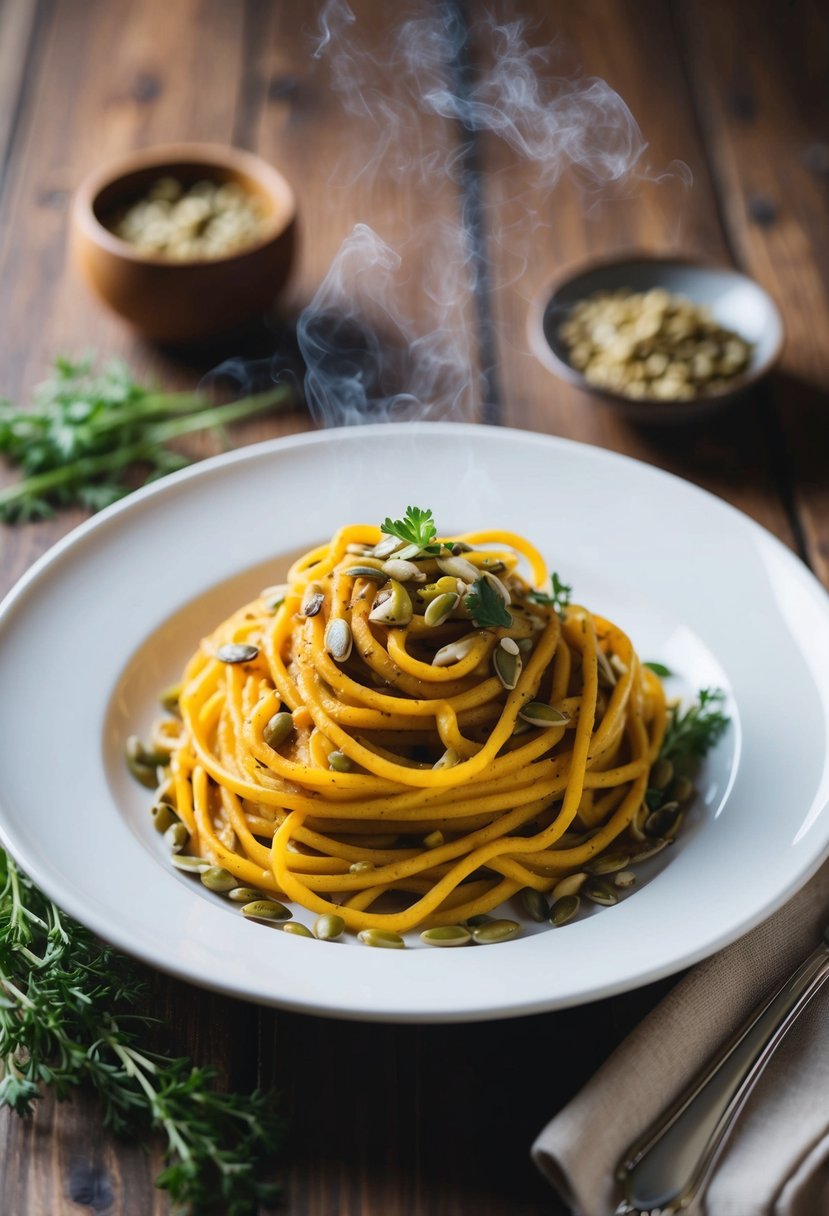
[156,521,667,934]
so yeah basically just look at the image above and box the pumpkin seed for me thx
[368,579,413,626]
[394,543,423,561]
[583,877,619,906]
[229,887,264,903]
[450,542,473,554]
[433,748,459,770]
[493,646,522,690]
[358,929,405,948]
[465,914,493,928]
[433,634,477,667]
[517,638,533,654]
[164,822,189,853]
[314,913,345,941]
[631,839,670,863]
[344,565,387,581]
[423,830,444,849]
[282,922,314,938]
[349,860,374,874]
[264,711,294,750]
[373,535,403,558]
[200,866,237,893]
[241,900,292,921]
[518,702,569,728]
[669,775,695,805]
[151,803,178,834]
[483,571,511,605]
[520,888,549,922]
[159,682,182,715]
[550,895,581,926]
[382,558,426,582]
[586,851,630,875]
[424,591,459,627]
[420,925,471,947]
[499,636,519,656]
[610,654,628,678]
[300,584,325,617]
[644,801,681,838]
[217,642,259,664]
[171,854,210,873]
[324,618,353,662]
[614,870,637,889]
[437,555,479,581]
[596,648,617,688]
[328,750,353,773]
[649,757,675,792]
[472,918,520,944]
[480,558,506,572]
[551,872,587,900]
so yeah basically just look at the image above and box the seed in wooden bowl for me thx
[109,177,268,261]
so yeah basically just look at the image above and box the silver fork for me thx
[615,921,829,1216]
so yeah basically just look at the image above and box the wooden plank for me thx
[471,0,797,547]
[0,0,39,194]
[675,0,829,586]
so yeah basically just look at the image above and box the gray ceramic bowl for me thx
[528,254,785,422]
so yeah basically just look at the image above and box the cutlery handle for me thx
[615,941,829,1216]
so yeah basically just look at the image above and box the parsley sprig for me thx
[661,687,729,763]
[530,572,572,618]
[466,576,512,629]
[0,847,281,1213]
[379,505,443,555]
[0,355,297,523]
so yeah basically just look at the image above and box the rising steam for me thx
[295,2,659,427]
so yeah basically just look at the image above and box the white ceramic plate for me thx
[1,423,828,1023]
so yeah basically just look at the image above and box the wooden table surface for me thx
[1,1,828,1212]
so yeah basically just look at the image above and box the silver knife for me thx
[615,921,829,1216]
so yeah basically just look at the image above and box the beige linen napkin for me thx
[532,857,829,1216]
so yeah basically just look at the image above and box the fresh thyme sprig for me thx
[0,847,281,1213]
[0,355,297,523]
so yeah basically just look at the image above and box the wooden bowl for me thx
[70,143,297,344]
[528,253,785,423]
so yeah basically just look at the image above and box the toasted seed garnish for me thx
[314,913,345,941]
[349,860,374,874]
[596,648,617,688]
[170,854,210,873]
[644,801,681,839]
[423,829,444,849]
[437,554,479,581]
[151,803,178,835]
[586,851,630,875]
[517,637,533,654]
[368,579,413,626]
[450,541,473,554]
[394,543,423,561]
[433,634,477,666]
[261,583,289,612]
[520,888,550,922]
[282,922,314,938]
[164,822,189,853]
[550,894,581,926]
[551,872,588,900]
[472,918,520,944]
[649,758,675,791]
[344,564,387,581]
[263,711,294,750]
[518,702,569,727]
[373,535,403,558]
[126,735,167,785]
[228,886,264,903]
[328,750,353,773]
[324,618,353,662]
[433,748,460,770]
[242,900,292,921]
[300,584,325,617]
[483,570,511,605]
[610,654,628,678]
[465,913,493,928]
[159,682,182,715]
[480,557,506,572]
[499,636,520,656]
[424,591,460,627]
[217,642,259,665]
[493,646,522,690]
[200,865,237,893]
[382,558,426,582]
[421,925,471,947]
[358,929,405,948]
[631,839,670,863]
[583,877,619,906]
[669,775,695,804]
[614,869,637,889]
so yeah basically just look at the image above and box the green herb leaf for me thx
[661,687,729,763]
[379,505,438,552]
[466,576,512,629]
[529,571,573,617]
[644,661,673,678]
[0,847,282,1211]
[0,356,297,524]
